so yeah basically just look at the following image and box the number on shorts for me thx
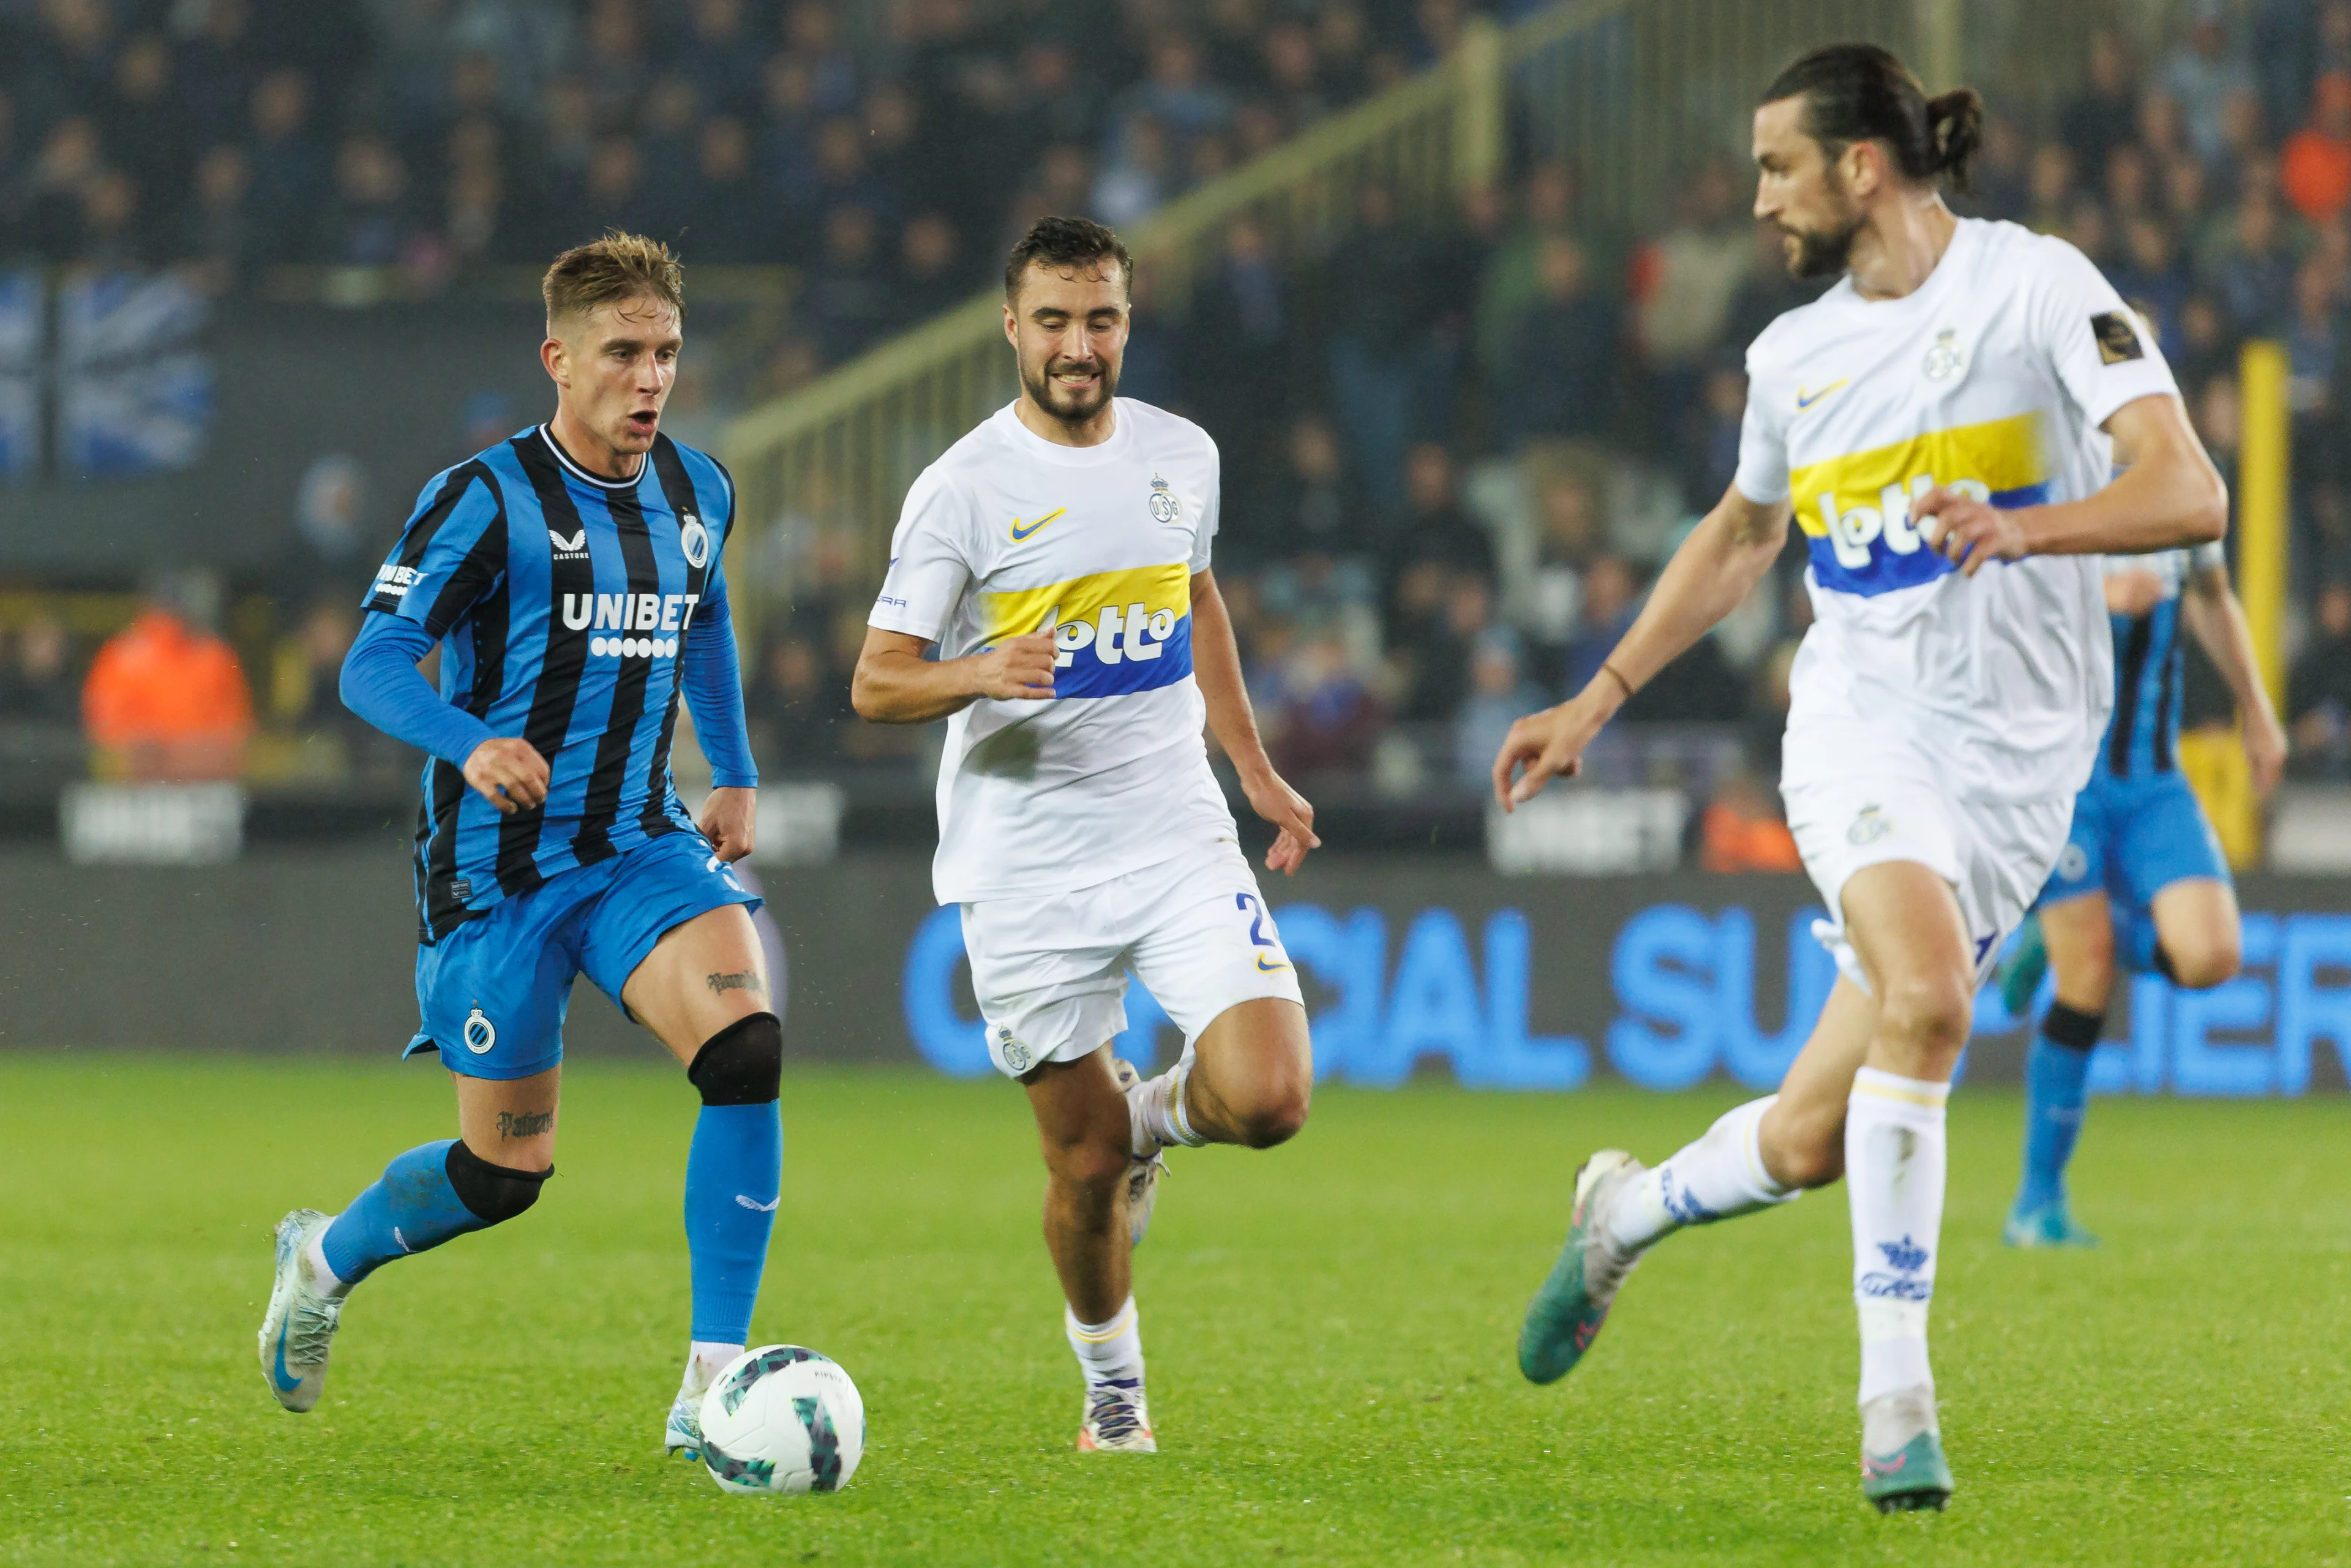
[1235,893,1275,947]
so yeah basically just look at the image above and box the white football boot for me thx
[665,1386,705,1461]
[258,1209,345,1413]
[1112,1058,1166,1249]
[1075,1377,1157,1454]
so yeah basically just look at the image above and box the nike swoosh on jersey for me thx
[1008,508,1067,542]
[1255,954,1292,973]
[1794,380,1848,411]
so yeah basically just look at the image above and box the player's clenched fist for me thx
[972,630,1058,701]
[463,736,552,814]
[1913,484,2030,577]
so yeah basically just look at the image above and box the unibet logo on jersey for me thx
[978,561,1193,697]
[1790,411,2055,597]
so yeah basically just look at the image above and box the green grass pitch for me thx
[2,1056,2346,1566]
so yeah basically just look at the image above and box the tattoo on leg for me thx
[704,970,767,998]
[495,1109,555,1140]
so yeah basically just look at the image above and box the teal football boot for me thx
[1861,1389,1954,1513]
[1518,1150,1643,1385]
[2003,1197,2099,1249]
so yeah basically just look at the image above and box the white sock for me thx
[301,1226,353,1300]
[1847,1067,1948,1407]
[680,1340,745,1398]
[1604,1096,1798,1253]
[1064,1297,1144,1387]
[1132,1062,1207,1152]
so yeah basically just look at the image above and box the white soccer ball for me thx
[697,1345,865,1495]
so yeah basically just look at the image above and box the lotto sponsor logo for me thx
[1788,413,2054,596]
[978,561,1193,699]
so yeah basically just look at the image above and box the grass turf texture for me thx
[2,1059,2345,1567]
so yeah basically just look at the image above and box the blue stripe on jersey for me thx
[1801,480,2054,597]
[364,427,739,940]
[2098,598,2181,780]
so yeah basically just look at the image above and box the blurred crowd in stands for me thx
[18,1,2351,842]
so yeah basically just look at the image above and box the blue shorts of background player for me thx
[405,831,763,1079]
[2037,770,2230,972]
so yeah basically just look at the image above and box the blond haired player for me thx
[853,216,1319,1454]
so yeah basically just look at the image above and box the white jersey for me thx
[1734,217,2181,804]
[869,399,1235,904]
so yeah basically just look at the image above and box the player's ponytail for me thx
[1924,88,1984,192]
[1761,43,1981,193]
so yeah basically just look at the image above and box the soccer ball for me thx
[697,1345,865,1495]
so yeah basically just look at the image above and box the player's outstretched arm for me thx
[850,626,1056,724]
[1913,393,2227,574]
[2183,561,2289,796]
[1493,484,1791,809]
[1190,568,1319,874]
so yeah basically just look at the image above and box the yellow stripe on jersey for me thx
[1787,412,2055,596]
[979,561,1194,698]
[1788,411,2052,536]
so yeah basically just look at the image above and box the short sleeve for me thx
[1731,361,1791,505]
[364,464,507,639]
[869,469,974,642]
[2190,538,2229,574]
[2031,236,2180,431]
[1190,437,1220,574]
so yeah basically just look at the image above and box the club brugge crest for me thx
[680,512,711,569]
[462,1007,497,1055]
[1148,475,1180,525]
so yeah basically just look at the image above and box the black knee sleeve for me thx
[688,1011,782,1105]
[2041,1000,2105,1052]
[445,1140,552,1224]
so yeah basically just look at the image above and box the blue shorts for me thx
[404,832,763,1080]
[2038,769,2230,916]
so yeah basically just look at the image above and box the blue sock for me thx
[321,1140,488,1285]
[684,1103,782,1344]
[2015,1009,2100,1215]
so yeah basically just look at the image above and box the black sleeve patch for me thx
[2091,310,2145,366]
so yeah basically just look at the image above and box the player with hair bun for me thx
[1496,43,2229,1512]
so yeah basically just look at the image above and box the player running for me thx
[257,235,785,1464]
[1492,46,2227,1512]
[1996,544,2285,1247]
[852,216,1318,1454]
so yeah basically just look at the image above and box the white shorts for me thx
[1782,746,2074,991]
[959,840,1306,1079]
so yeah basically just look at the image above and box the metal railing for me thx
[722,0,2121,615]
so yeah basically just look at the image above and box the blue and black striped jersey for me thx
[363,425,744,939]
[2094,541,2227,781]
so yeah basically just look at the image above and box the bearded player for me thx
[853,216,1318,1454]
[1493,46,2226,1511]
[257,234,784,1464]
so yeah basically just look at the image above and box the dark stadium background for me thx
[3,0,2349,1094]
